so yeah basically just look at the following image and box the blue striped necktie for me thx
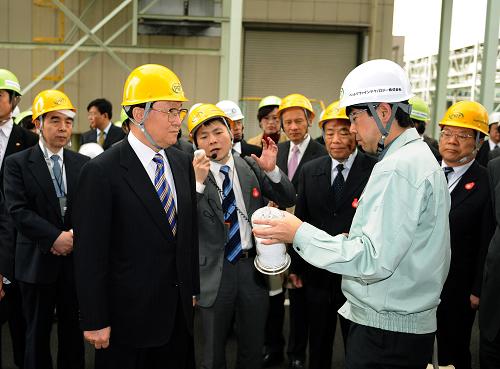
[153,154,177,236]
[220,165,242,263]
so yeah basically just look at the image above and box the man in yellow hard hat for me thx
[436,100,494,369]
[291,101,377,369]
[188,103,294,369]
[268,93,327,369]
[73,64,199,369]
[3,89,88,369]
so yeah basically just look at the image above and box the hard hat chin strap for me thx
[368,102,411,155]
[128,102,164,151]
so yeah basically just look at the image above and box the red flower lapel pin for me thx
[352,198,359,208]
[252,187,260,198]
[464,182,475,190]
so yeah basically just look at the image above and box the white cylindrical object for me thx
[252,206,291,275]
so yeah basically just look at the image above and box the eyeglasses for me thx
[348,109,368,123]
[440,130,475,142]
[324,129,352,138]
[150,107,188,122]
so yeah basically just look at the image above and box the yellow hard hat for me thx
[32,90,76,121]
[121,64,188,106]
[187,103,233,137]
[278,93,315,120]
[439,100,488,136]
[318,100,348,129]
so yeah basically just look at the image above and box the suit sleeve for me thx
[188,158,200,296]
[289,168,308,276]
[73,160,111,330]
[244,157,295,208]
[3,156,61,253]
[0,192,14,280]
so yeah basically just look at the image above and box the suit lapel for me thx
[277,141,290,176]
[204,171,225,225]
[120,141,174,242]
[337,153,370,209]
[451,161,480,209]
[63,149,78,200]
[234,157,252,213]
[311,156,334,207]
[28,146,61,219]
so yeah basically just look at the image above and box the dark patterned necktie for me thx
[153,154,177,236]
[443,166,454,183]
[220,165,242,263]
[332,163,345,204]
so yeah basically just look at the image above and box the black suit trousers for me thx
[0,282,26,369]
[346,322,434,369]
[95,296,194,369]
[436,296,476,369]
[19,257,84,369]
[480,329,500,369]
[306,282,350,369]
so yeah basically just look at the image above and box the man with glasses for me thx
[81,98,125,150]
[436,101,494,369]
[73,64,199,369]
[3,89,88,369]
[253,59,451,369]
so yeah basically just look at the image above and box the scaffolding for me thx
[406,41,500,114]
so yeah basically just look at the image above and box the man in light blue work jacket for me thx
[254,59,451,369]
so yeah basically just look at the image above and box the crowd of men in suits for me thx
[0,58,500,369]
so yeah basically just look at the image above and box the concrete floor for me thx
[1,307,480,369]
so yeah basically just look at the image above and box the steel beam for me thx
[479,0,500,112]
[431,0,453,138]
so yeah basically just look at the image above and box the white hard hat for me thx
[78,142,104,159]
[188,103,203,116]
[216,100,244,121]
[12,106,20,118]
[489,112,500,126]
[338,59,413,108]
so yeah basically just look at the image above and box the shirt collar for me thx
[379,128,420,161]
[97,122,112,135]
[210,153,235,176]
[0,119,14,138]
[488,138,499,151]
[290,134,310,154]
[441,158,475,177]
[38,139,64,160]
[331,148,357,171]
[233,141,242,154]
[128,130,166,168]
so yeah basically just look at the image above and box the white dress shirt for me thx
[232,141,242,155]
[330,149,358,185]
[441,159,475,193]
[488,139,500,151]
[127,131,178,208]
[39,140,67,194]
[97,122,112,143]
[0,119,14,167]
[196,154,281,250]
[288,134,311,167]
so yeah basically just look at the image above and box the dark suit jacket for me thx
[277,138,328,191]
[0,124,38,279]
[3,145,89,284]
[73,139,199,348]
[196,156,295,308]
[423,134,439,151]
[476,141,491,168]
[481,157,500,340]
[291,152,377,286]
[239,140,262,158]
[0,124,39,191]
[440,161,494,306]
[80,124,125,150]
